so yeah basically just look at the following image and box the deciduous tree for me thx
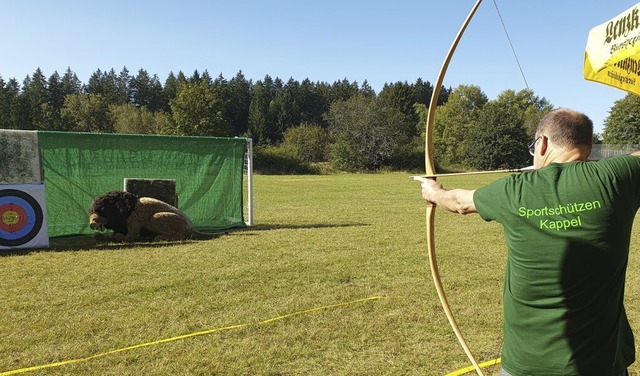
[61,93,113,132]
[110,103,171,134]
[170,81,231,136]
[465,89,547,170]
[326,94,405,170]
[433,85,487,166]
[602,94,640,144]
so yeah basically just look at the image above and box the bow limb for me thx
[424,1,485,375]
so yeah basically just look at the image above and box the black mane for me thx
[89,191,138,235]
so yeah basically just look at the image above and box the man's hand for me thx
[412,176,477,215]
[412,176,443,205]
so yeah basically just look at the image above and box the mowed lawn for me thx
[1,173,639,375]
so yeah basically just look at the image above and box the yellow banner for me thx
[584,2,640,95]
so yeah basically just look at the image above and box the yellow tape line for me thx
[1,295,386,375]
[444,357,502,376]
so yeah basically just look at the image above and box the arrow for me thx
[410,166,534,180]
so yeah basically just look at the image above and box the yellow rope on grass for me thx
[444,357,502,376]
[1,295,386,375]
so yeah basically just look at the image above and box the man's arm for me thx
[414,177,477,215]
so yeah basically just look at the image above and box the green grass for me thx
[1,173,639,375]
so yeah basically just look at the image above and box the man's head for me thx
[532,108,593,168]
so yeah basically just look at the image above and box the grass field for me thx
[1,173,639,375]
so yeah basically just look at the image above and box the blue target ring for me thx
[0,189,44,247]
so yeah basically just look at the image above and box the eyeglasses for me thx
[528,136,541,156]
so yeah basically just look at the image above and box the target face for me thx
[0,189,44,247]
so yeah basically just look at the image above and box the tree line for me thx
[0,67,637,172]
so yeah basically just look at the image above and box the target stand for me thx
[0,184,49,250]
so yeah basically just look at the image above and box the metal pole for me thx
[245,138,254,226]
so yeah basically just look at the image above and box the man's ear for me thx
[539,135,548,156]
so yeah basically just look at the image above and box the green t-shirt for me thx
[474,155,640,375]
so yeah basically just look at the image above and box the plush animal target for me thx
[0,187,48,248]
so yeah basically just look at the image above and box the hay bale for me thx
[0,130,42,184]
[124,178,177,207]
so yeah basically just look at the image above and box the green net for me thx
[37,132,247,237]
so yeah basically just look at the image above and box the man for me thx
[417,108,640,375]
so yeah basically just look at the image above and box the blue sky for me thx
[1,0,637,133]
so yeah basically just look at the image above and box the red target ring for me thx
[0,189,44,247]
[0,203,28,232]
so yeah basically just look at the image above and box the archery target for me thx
[0,184,49,249]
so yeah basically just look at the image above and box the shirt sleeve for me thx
[473,176,511,222]
[597,155,640,210]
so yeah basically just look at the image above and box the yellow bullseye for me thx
[2,210,20,225]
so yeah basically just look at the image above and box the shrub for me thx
[253,145,320,174]
[282,124,330,163]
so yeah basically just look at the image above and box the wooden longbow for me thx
[424,1,486,375]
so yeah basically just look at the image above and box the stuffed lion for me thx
[88,190,223,242]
